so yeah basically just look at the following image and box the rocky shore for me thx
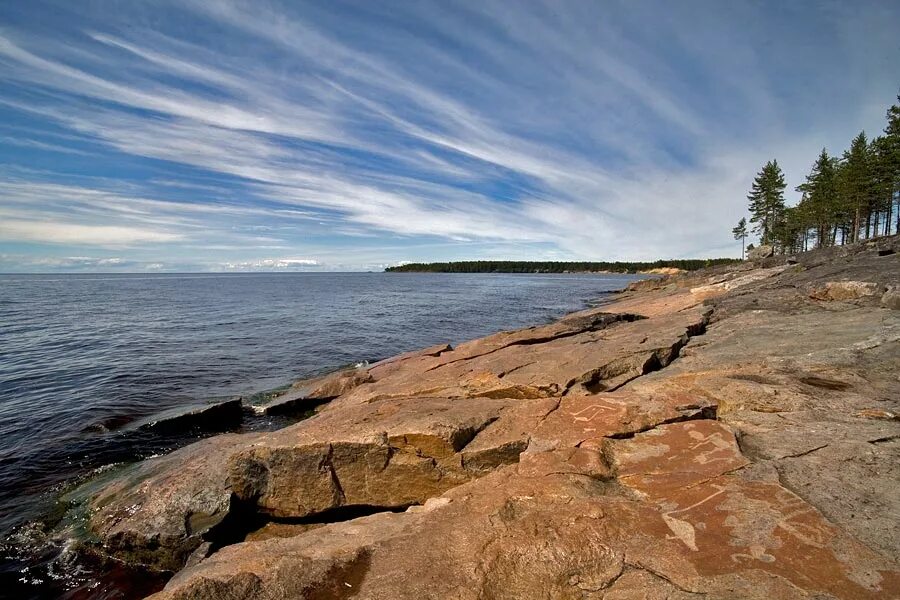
[81,236,900,599]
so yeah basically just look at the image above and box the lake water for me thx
[0,271,641,598]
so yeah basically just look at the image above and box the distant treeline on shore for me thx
[385,258,741,273]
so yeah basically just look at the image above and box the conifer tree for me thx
[731,217,748,259]
[736,95,900,251]
[839,132,871,241]
[797,149,839,247]
[870,136,895,236]
[747,160,786,248]
[774,206,804,254]
[883,95,900,234]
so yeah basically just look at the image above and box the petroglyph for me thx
[662,513,698,551]
[568,401,618,423]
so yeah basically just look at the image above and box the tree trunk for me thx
[895,188,900,235]
[886,194,893,236]
[885,194,891,236]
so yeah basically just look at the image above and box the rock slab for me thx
[76,234,900,599]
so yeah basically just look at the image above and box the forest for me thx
[734,94,900,255]
[385,258,740,273]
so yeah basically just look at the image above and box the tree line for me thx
[385,258,740,273]
[734,94,900,255]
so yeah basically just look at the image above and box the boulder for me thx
[748,244,774,260]
[882,286,900,310]
[229,395,518,518]
[810,280,882,302]
[87,433,259,571]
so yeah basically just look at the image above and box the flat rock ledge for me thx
[83,235,900,599]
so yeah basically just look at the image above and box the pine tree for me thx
[731,217,748,259]
[839,132,871,241]
[735,95,900,251]
[747,160,787,249]
[870,136,896,236]
[883,95,900,234]
[797,149,839,247]
[774,206,804,254]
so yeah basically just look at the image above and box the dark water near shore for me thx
[0,271,640,598]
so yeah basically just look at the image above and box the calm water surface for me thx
[0,272,641,598]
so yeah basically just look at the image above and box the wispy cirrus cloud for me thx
[0,0,897,271]
[0,218,182,246]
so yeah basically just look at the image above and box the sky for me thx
[0,0,898,272]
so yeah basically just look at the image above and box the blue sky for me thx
[0,0,898,272]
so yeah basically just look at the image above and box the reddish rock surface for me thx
[87,433,260,571]
[150,422,899,599]
[332,308,708,404]
[81,235,900,599]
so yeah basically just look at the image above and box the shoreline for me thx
[107,283,633,430]
[1,273,635,599]
[0,272,625,531]
[17,237,900,598]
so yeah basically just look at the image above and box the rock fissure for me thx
[604,406,718,440]
[534,398,563,426]
[577,317,710,395]
[453,415,503,454]
[324,445,348,505]
[422,313,645,373]
[778,443,829,459]
[868,434,900,444]
[202,494,415,559]
[623,561,704,596]
[600,565,627,592]
[496,361,537,379]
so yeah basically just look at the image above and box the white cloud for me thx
[0,254,147,271]
[0,219,183,246]
[0,0,897,268]
[222,257,320,270]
